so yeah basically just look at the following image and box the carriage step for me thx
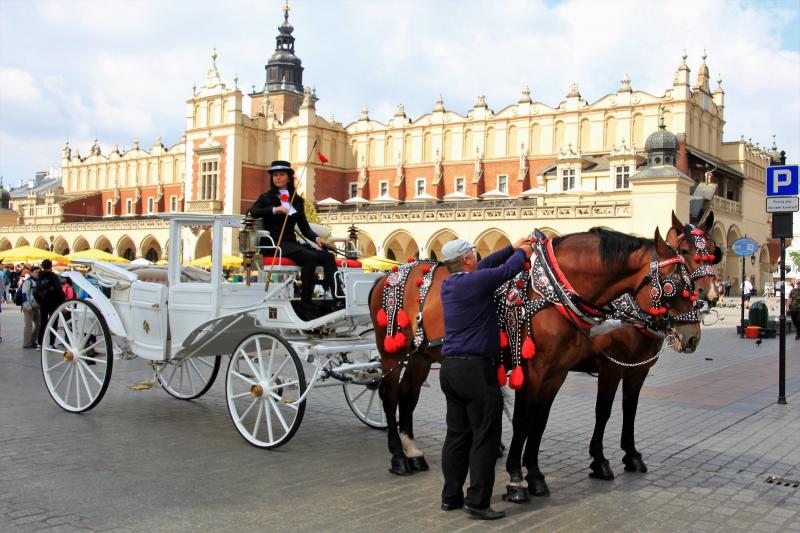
[308,340,377,355]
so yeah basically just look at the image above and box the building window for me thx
[348,182,358,199]
[106,200,113,216]
[147,197,155,214]
[455,177,465,193]
[561,168,576,191]
[126,199,133,215]
[497,175,508,194]
[415,178,426,196]
[170,195,178,212]
[200,159,219,200]
[379,181,389,197]
[615,165,630,189]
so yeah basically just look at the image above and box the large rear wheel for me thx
[226,332,306,449]
[41,299,113,413]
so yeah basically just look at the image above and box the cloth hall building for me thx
[0,7,785,291]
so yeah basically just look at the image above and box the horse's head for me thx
[634,228,702,353]
[668,210,720,305]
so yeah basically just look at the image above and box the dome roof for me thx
[0,187,10,210]
[645,126,678,152]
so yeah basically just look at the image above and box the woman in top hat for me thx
[249,160,341,316]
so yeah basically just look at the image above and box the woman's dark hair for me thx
[269,171,296,196]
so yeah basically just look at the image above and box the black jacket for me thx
[249,189,318,244]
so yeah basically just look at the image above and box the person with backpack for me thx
[20,267,40,349]
[61,276,76,301]
[35,259,65,348]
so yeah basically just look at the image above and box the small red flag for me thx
[317,150,329,164]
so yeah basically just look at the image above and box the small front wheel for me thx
[226,332,306,449]
[158,356,221,400]
[41,299,113,413]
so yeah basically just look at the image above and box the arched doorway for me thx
[140,234,162,262]
[0,239,11,252]
[383,230,419,262]
[355,230,377,258]
[116,235,136,261]
[194,230,211,259]
[427,229,459,261]
[16,237,29,247]
[72,236,90,253]
[34,237,49,250]
[474,229,511,260]
[758,246,771,295]
[53,237,70,255]
[94,236,112,254]
[724,225,741,291]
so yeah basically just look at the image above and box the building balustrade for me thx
[712,196,742,215]
[186,200,223,213]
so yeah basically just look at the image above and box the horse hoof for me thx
[389,456,413,476]
[589,459,615,480]
[502,484,530,504]
[408,456,429,472]
[623,455,648,473]
[528,478,550,497]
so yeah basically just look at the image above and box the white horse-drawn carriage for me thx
[41,214,387,449]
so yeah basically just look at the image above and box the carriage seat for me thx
[127,265,212,286]
[260,256,362,269]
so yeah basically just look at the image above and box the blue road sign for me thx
[766,165,799,197]
[732,237,759,256]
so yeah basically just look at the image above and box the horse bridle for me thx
[677,226,719,281]
[632,243,699,325]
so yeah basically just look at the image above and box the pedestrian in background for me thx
[20,267,40,349]
[0,267,6,304]
[35,259,65,348]
[790,282,800,340]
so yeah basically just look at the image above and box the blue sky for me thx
[0,0,798,185]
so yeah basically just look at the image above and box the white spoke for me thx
[237,396,259,420]
[196,357,215,369]
[187,359,206,386]
[271,353,290,379]
[44,346,64,354]
[76,354,106,364]
[268,379,299,391]
[64,364,74,402]
[178,362,185,394]
[52,361,72,391]
[47,327,71,351]
[266,340,277,381]
[256,339,266,382]
[75,362,82,409]
[230,390,253,399]
[78,318,99,349]
[58,313,76,348]
[76,362,94,402]
[268,398,290,434]
[77,359,104,386]
[265,398,274,444]
[166,362,178,386]
[268,391,299,410]
[231,370,257,386]
[185,361,197,394]
[253,401,264,439]
[77,338,104,355]
[351,387,368,403]
[47,359,67,372]
[242,352,261,381]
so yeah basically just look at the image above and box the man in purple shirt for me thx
[439,237,532,520]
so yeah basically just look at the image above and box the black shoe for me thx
[441,502,463,512]
[463,504,506,520]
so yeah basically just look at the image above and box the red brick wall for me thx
[241,165,269,214]
[61,192,103,221]
[312,166,348,202]
[677,140,689,176]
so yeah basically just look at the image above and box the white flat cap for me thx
[441,239,475,261]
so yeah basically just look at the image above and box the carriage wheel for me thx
[226,332,306,449]
[342,329,387,429]
[158,356,221,400]
[41,299,113,413]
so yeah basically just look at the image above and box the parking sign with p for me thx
[767,165,799,197]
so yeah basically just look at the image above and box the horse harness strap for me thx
[414,262,443,351]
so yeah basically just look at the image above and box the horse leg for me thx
[380,357,412,475]
[503,388,532,504]
[589,364,621,481]
[522,375,566,497]
[620,367,649,473]
[398,355,433,472]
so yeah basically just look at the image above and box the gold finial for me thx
[211,48,218,68]
[283,1,290,21]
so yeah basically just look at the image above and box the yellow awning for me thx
[360,256,403,272]
[66,248,130,263]
[188,253,243,268]
[0,246,67,263]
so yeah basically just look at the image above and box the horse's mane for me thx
[553,228,653,268]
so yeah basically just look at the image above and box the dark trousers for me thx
[280,240,338,303]
[440,357,503,509]
[790,311,800,337]
[38,305,58,346]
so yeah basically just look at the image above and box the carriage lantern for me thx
[346,224,360,260]
[239,215,256,286]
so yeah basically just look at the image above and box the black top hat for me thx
[268,160,294,175]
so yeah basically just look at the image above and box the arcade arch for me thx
[723,225,741,288]
[52,237,70,255]
[140,234,162,262]
[474,229,511,259]
[94,236,112,253]
[16,237,29,247]
[194,230,211,259]
[537,227,562,239]
[383,230,419,262]
[116,235,136,261]
[0,239,11,252]
[34,237,49,250]
[427,229,459,261]
[72,236,90,253]
[355,230,377,258]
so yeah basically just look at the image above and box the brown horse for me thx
[506,225,700,502]
[369,226,700,477]
[579,211,720,485]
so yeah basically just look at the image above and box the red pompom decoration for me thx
[376,308,388,327]
[383,335,397,353]
[497,364,507,387]
[524,262,531,270]
[422,266,431,274]
[509,365,524,390]
[391,265,399,272]
[694,254,701,262]
[522,336,536,359]
[515,298,523,306]
[394,332,407,348]
[660,307,668,315]
[690,295,697,302]
[516,280,525,289]
[416,295,422,303]
[407,258,415,263]
[530,237,538,244]
[499,331,509,349]
[682,289,690,298]
[649,307,660,315]
[415,278,423,287]
[280,193,290,202]
[397,309,410,328]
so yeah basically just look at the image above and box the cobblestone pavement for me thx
[1,302,798,532]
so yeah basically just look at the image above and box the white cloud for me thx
[0,67,41,103]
